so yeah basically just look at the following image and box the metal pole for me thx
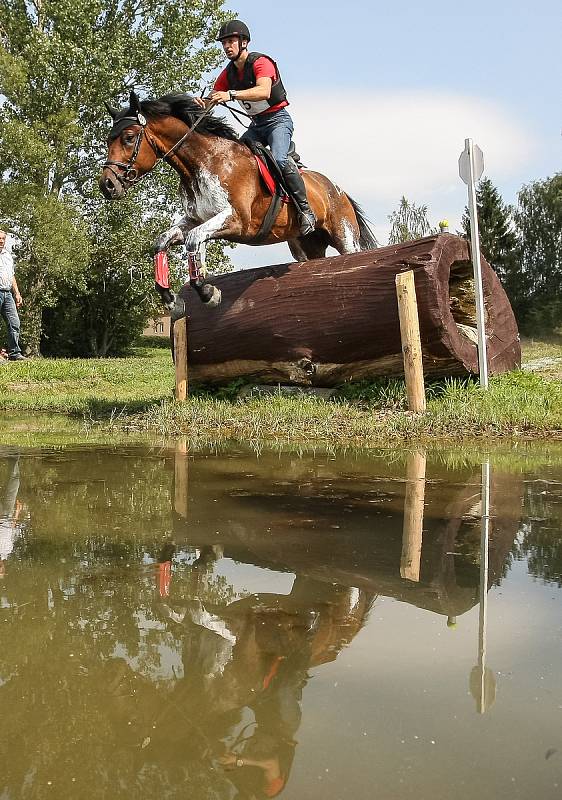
[465,138,489,388]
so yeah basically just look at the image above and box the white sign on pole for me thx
[459,138,489,389]
[459,143,484,185]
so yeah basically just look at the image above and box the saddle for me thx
[246,140,305,196]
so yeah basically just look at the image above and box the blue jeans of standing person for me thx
[240,108,294,169]
[0,290,22,358]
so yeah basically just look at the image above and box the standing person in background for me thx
[195,20,316,237]
[0,230,25,361]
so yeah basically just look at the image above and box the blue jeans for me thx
[240,108,294,169]
[0,290,22,357]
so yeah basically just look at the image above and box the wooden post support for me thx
[400,451,427,582]
[395,270,426,412]
[174,438,189,518]
[173,316,188,401]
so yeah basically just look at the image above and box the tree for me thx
[513,174,562,333]
[387,196,437,244]
[40,195,163,357]
[0,0,233,353]
[41,199,235,357]
[461,177,521,311]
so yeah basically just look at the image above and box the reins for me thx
[220,102,253,129]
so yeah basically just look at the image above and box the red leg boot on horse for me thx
[186,250,221,307]
[153,248,185,321]
[153,246,220,318]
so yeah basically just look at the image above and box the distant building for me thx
[143,313,171,337]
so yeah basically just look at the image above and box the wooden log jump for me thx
[177,233,520,387]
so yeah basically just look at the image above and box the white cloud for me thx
[225,89,537,266]
[289,89,535,202]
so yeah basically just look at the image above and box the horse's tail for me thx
[346,195,379,251]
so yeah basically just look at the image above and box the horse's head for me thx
[99,90,159,200]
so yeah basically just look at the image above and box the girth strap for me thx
[252,191,284,244]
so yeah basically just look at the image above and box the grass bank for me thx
[0,338,561,444]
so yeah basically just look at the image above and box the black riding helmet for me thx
[216,19,251,41]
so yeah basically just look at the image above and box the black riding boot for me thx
[281,161,316,236]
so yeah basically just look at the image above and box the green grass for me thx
[0,338,561,445]
[126,370,562,444]
[0,346,175,415]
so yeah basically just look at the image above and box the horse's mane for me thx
[140,94,239,141]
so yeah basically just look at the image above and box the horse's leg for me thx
[326,196,363,255]
[288,230,331,262]
[183,210,235,306]
[185,242,221,308]
[153,222,188,318]
[152,217,223,314]
[288,238,309,262]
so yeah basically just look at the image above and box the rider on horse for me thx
[195,20,316,237]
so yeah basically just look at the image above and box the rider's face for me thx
[221,36,246,60]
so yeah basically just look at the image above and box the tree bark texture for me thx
[178,234,520,386]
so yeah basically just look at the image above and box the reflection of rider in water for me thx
[218,647,305,798]
[157,544,374,798]
[0,455,22,578]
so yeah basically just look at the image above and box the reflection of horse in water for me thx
[99,91,377,311]
[105,545,374,798]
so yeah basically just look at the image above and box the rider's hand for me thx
[193,96,206,108]
[209,90,230,104]
[218,753,238,770]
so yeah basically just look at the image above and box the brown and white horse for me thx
[99,91,377,312]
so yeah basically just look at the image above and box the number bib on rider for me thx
[237,98,271,116]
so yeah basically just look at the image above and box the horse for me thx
[99,90,377,314]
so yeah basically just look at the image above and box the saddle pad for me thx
[255,155,289,202]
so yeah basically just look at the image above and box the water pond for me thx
[1,441,561,799]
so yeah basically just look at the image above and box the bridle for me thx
[102,102,218,189]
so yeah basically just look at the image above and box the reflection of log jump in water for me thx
[172,452,523,624]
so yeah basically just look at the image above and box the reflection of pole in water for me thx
[470,461,496,713]
[174,438,189,519]
[400,451,426,582]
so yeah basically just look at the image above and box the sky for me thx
[205,0,561,269]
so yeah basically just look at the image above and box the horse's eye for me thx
[123,134,135,146]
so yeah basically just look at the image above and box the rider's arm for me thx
[221,76,272,103]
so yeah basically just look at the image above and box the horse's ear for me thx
[104,101,118,119]
[129,90,141,113]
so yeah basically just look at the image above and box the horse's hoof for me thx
[202,286,221,308]
[170,296,186,321]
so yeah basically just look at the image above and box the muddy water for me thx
[0,443,561,799]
